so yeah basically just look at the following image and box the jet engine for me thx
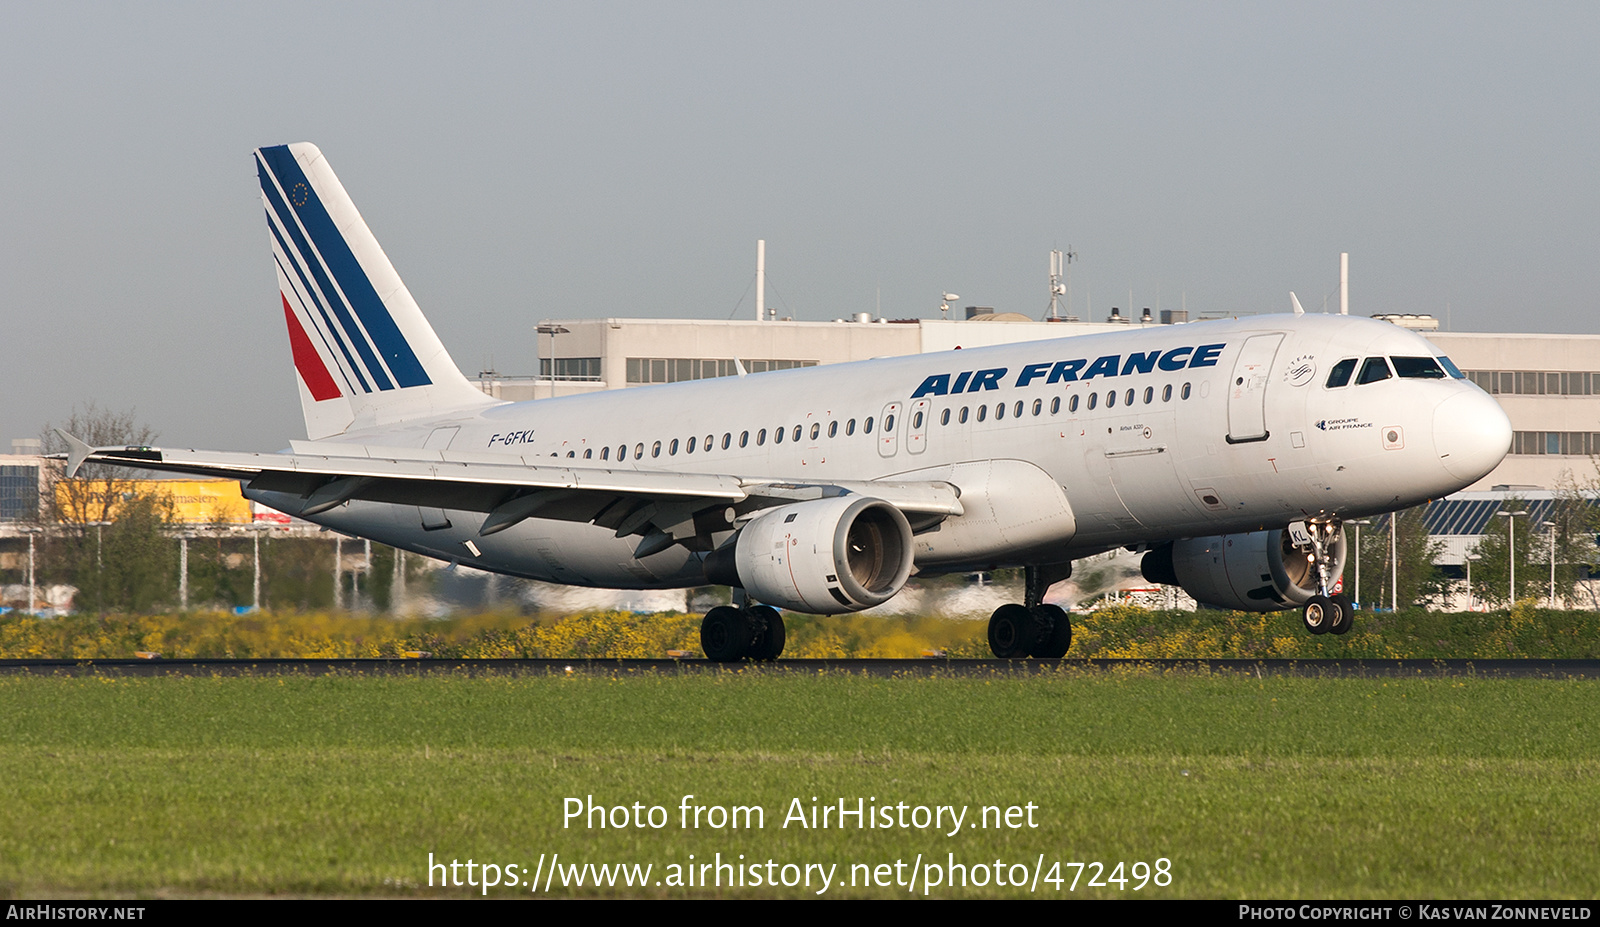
[1140,527,1347,612]
[703,496,914,614]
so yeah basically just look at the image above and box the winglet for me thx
[1290,292,1306,316]
[56,429,94,478]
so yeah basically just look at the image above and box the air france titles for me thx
[910,343,1225,399]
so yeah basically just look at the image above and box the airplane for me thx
[62,142,1514,660]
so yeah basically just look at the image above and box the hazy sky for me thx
[5,2,1597,451]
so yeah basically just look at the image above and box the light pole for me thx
[1543,520,1557,607]
[1497,509,1527,606]
[1465,553,1481,611]
[1349,519,1371,608]
[1389,512,1399,611]
[252,525,263,611]
[537,323,570,399]
[25,526,38,615]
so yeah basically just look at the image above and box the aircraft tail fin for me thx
[255,143,496,439]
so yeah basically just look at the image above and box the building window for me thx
[540,357,602,381]
[625,357,818,384]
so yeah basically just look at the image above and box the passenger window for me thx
[829,421,838,437]
[634,442,644,459]
[794,425,803,442]
[1325,358,1358,388]
[809,423,820,440]
[601,447,610,461]
[846,419,856,435]
[959,407,969,424]
[1143,386,1153,404]
[567,450,575,458]
[977,405,988,422]
[705,434,713,450]
[912,412,923,429]
[1357,357,1392,385]
[652,441,662,458]
[739,431,748,448]
[940,409,951,426]
[996,403,1005,420]
[672,438,681,455]
[686,437,696,454]
[865,417,874,433]
[1106,390,1116,408]
[723,433,732,449]
[1162,384,1172,402]
[1032,398,1042,416]
[583,449,592,459]
[1069,395,1079,412]
[1391,356,1446,379]
[1013,400,1023,418]
[1181,383,1191,400]
[775,427,784,444]
[757,429,766,446]
[883,415,895,432]
[1050,396,1060,414]
[1087,393,1098,410]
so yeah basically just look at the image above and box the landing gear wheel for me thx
[701,606,750,661]
[1329,594,1354,636]
[1302,595,1335,635]
[988,603,1034,659]
[1028,604,1073,659]
[748,605,785,661]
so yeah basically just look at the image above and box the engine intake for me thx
[1141,527,1347,612]
[704,496,914,614]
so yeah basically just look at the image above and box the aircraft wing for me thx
[60,434,963,548]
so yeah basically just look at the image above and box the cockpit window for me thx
[1391,356,1446,379]
[1356,356,1393,385]
[1436,356,1466,379]
[1326,358,1357,388]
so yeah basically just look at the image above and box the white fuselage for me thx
[251,313,1510,590]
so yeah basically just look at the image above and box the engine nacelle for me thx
[1140,527,1347,612]
[704,496,914,614]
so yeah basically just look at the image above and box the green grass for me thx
[1,671,1597,898]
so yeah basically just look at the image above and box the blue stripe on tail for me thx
[256,146,432,389]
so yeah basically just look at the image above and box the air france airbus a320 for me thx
[63,143,1513,660]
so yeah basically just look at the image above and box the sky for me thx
[4,2,1598,451]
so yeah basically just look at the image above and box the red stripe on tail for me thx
[282,294,342,401]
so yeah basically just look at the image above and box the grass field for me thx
[1,670,1596,898]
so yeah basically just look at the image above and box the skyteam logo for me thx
[257,145,432,401]
[911,343,1225,397]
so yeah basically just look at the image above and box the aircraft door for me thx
[877,401,902,458]
[906,399,930,454]
[1226,334,1283,444]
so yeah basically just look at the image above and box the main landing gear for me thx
[700,604,785,662]
[1299,520,1354,637]
[987,564,1074,659]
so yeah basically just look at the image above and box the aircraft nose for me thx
[1432,388,1512,484]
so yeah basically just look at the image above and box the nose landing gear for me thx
[1299,520,1354,636]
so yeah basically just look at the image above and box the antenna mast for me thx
[756,240,766,322]
[1047,246,1077,320]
